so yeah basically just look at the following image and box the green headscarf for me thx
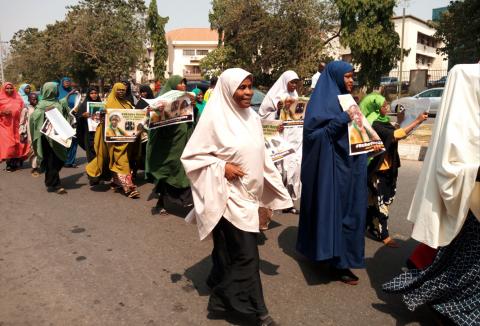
[30,82,70,166]
[359,93,390,125]
[192,87,206,115]
[159,75,186,95]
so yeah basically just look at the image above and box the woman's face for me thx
[5,84,14,96]
[233,77,253,109]
[140,91,148,98]
[380,102,389,116]
[116,88,126,99]
[343,72,354,93]
[63,80,71,89]
[24,85,31,94]
[176,81,187,92]
[29,94,38,106]
[196,91,204,102]
[89,90,99,101]
[287,79,298,93]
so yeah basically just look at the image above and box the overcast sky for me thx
[0,0,451,43]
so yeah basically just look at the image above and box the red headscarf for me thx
[0,82,24,110]
[0,82,30,160]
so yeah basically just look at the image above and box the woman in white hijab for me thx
[383,64,480,325]
[258,70,299,120]
[181,68,292,326]
[259,71,302,215]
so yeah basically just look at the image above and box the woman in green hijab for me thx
[360,93,427,247]
[145,75,193,214]
[30,82,71,194]
[192,87,206,119]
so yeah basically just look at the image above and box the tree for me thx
[335,0,400,89]
[204,0,339,87]
[147,0,169,81]
[5,0,148,87]
[435,0,480,67]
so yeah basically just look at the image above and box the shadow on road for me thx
[366,238,437,326]
[62,172,86,190]
[278,226,332,285]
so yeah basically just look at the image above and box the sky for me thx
[0,0,452,43]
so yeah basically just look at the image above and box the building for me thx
[166,28,218,81]
[391,15,448,73]
[135,28,219,83]
[328,15,448,82]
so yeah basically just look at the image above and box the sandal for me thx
[383,237,400,248]
[127,190,140,199]
[56,187,67,195]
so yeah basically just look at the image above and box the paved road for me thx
[0,152,435,326]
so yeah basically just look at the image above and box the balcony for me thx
[183,70,202,80]
[416,43,437,57]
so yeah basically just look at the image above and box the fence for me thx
[388,70,447,85]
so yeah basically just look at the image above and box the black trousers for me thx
[207,218,268,316]
[41,136,64,189]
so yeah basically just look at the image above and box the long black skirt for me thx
[207,218,268,316]
[41,136,64,189]
[383,212,480,325]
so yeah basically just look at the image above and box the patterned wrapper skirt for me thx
[382,212,480,325]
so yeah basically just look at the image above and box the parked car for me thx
[186,80,210,93]
[380,76,398,85]
[251,88,266,112]
[428,76,447,88]
[391,87,444,116]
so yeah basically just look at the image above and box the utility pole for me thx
[0,33,5,84]
[397,6,406,99]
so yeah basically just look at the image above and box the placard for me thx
[104,109,147,143]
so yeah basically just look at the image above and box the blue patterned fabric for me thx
[383,212,480,325]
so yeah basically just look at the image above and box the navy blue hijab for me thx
[297,61,367,269]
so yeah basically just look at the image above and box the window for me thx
[196,49,209,56]
[183,49,195,56]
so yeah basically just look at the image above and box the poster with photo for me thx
[262,120,295,162]
[104,109,147,143]
[337,94,384,156]
[87,102,106,132]
[279,97,309,121]
[142,90,194,129]
[40,118,72,148]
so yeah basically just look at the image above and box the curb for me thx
[398,143,428,161]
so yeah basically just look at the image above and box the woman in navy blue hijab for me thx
[296,61,367,285]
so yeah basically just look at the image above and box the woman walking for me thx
[296,61,370,285]
[0,82,30,171]
[76,87,102,163]
[360,93,427,247]
[146,75,193,213]
[383,64,480,325]
[181,68,292,326]
[86,83,139,198]
[29,82,70,193]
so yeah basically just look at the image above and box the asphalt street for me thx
[0,151,437,326]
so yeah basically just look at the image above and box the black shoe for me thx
[333,268,359,285]
[257,315,279,326]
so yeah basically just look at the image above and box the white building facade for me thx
[135,28,219,83]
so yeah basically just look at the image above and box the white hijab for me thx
[408,64,480,248]
[258,70,299,119]
[181,68,292,240]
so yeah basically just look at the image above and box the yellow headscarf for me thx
[106,83,133,109]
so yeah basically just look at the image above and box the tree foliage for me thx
[5,0,148,87]
[435,0,480,67]
[147,0,169,81]
[204,0,339,86]
[335,0,400,89]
